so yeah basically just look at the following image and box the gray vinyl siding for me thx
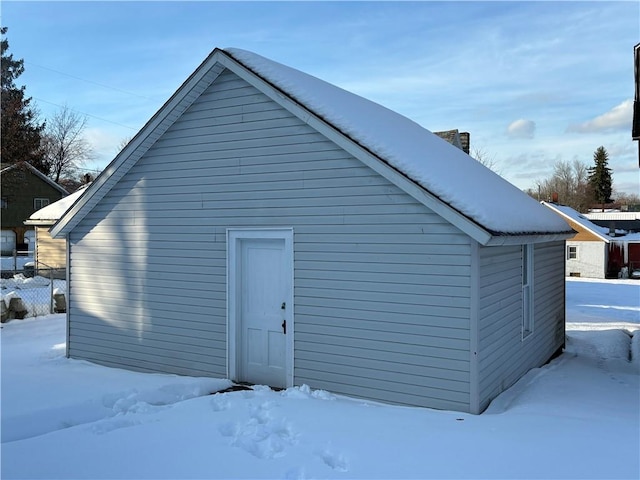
[67,68,473,411]
[476,241,565,411]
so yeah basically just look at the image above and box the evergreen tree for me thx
[1,26,47,173]
[588,146,613,211]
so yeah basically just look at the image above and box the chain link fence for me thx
[1,252,66,322]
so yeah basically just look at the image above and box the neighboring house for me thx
[0,162,68,256]
[51,48,573,414]
[543,202,640,278]
[24,185,89,271]
[434,130,470,154]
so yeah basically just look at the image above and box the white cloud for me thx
[567,99,633,133]
[506,119,536,139]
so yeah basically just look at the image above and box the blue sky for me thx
[3,1,639,195]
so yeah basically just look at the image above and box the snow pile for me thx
[566,329,632,362]
[1,277,66,318]
[225,48,571,236]
[1,279,638,479]
[1,274,50,290]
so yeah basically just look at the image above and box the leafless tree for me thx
[117,136,132,152]
[42,104,94,182]
[612,191,640,209]
[527,159,592,212]
[471,147,500,173]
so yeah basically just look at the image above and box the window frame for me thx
[522,244,534,340]
[33,198,50,210]
[567,245,578,260]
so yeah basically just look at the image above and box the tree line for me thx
[1,27,96,190]
[525,146,638,213]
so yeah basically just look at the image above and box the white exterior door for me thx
[228,229,293,389]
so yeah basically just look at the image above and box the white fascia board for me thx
[484,232,575,246]
[50,51,228,239]
[218,54,495,245]
[24,219,55,226]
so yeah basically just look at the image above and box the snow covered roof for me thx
[542,202,611,242]
[25,184,90,225]
[542,202,640,243]
[226,48,571,239]
[585,212,640,221]
[51,48,572,244]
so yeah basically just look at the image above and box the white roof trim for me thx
[24,219,54,226]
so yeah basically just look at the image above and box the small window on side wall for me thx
[33,198,50,211]
[522,244,534,339]
[567,245,577,260]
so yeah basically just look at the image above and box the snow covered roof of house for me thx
[542,202,640,243]
[585,211,640,221]
[51,48,572,245]
[542,202,611,242]
[25,184,90,226]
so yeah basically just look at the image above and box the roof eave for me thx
[484,231,576,246]
[24,219,56,226]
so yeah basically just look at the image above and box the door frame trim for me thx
[226,228,294,387]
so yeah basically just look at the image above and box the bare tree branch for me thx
[471,147,500,174]
[527,159,592,212]
[42,104,94,182]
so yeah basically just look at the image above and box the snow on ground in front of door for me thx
[1,278,639,479]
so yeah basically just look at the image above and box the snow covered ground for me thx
[1,278,638,479]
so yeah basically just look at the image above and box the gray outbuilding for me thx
[52,48,573,413]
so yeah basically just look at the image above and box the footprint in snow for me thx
[219,401,298,459]
[210,395,231,412]
[319,446,349,472]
